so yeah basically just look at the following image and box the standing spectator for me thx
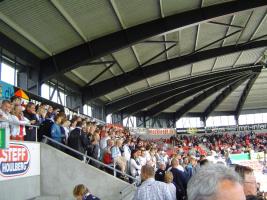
[36,106,46,124]
[103,139,114,164]
[23,102,38,141]
[50,114,64,143]
[68,121,89,160]
[234,165,258,199]
[187,164,245,200]
[87,134,100,168]
[133,165,172,200]
[155,162,166,182]
[10,105,30,141]
[170,159,187,199]
[130,149,142,179]
[164,171,177,200]
[0,100,12,139]
[111,139,127,177]
[62,119,71,144]
[123,139,131,162]
[10,96,21,109]
[73,184,100,200]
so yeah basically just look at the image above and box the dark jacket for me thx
[87,143,100,168]
[83,193,100,200]
[23,110,38,141]
[67,127,89,160]
[170,167,188,200]
[155,169,165,182]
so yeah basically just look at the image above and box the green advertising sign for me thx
[230,153,250,161]
[0,128,7,149]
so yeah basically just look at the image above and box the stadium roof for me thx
[0,0,267,120]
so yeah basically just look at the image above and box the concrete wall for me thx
[0,175,40,200]
[40,143,133,200]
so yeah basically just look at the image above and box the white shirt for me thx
[100,136,110,150]
[10,115,30,136]
[130,158,141,177]
[123,144,131,161]
[133,178,172,200]
[138,156,147,166]
[166,183,177,200]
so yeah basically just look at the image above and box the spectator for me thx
[133,164,172,200]
[111,139,127,177]
[36,106,47,124]
[187,164,245,200]
[87,134,100,168]
[170,158,187,200]
[0,100,13,138]
[234,165,258,198]
[50,114,64,143]
[10,96,21,108]
[10,105,30,141]
[68,121,89,160]
[155,162,166,182]
[73,184,100,200]
[130,149,142,179]
[164,171,177,200]
[23,102,38,141]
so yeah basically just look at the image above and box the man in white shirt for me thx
[0,100,12,138]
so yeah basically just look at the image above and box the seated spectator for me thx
[164,171,177,200]
[187,164,246,200]
[73,184,100,200]
[133,165,172,200]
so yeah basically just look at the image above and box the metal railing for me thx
[42,136,138,183]
[0,119,39,142]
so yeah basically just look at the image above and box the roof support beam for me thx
[105,65,260,113]
[85,62,115,86]
[116,72,251,116]
[83,40,267,100]
[202,72,257,120]
[175,74,252,120]
[121,72,247,116]
[40,0,267,81]
[235,72,261,117]
[0,31,40,66]
[145,73,250,117]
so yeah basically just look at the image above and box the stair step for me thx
[33,196,59,200]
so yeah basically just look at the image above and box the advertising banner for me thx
[129,127,148,135]
[0,80,14,100]
[230,153,250,161]
[148,129,176,135]
[0,142,40,181]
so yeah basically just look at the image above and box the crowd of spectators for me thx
[1,97,267,200]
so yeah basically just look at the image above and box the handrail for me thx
[0,119,39,128]
[42,136,138,182]
[0,119,39,142]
